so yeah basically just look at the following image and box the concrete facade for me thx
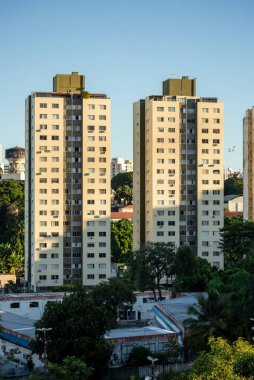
[243,107,254,220]
[111,157,133,178]
[133,77,224,269]
[25,73,111,291]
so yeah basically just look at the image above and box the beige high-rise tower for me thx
[243,107,254,220]
[25,73,111,291]
[133,76,224,268]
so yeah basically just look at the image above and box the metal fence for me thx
[109,362,191,379]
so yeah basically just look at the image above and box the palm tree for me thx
[184,290,230,353]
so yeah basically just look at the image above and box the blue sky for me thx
[0,0,254,170]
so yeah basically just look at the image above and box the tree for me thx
[174,246,213,292]
[184,290,230,353]
[127,242,176,300]
[189,337,254,380]
[111,219,133,263]
[219,217,254,268]
[224,175,243,196]
[0,180,24,257]
[33,286,113,378]
[111,172,133,205]
[111,172,133,191]
[0,242,24,277]
[91,277,136,323]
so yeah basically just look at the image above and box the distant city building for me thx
[224,167,243,180]
[25,72,111,291]
[2,146,25,180]
[133,76,224,269]
[111,157,133,178]
[243,107,254,220]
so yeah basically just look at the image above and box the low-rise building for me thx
[105,326,177,366]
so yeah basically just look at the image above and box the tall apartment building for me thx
[25,72,111,291]
[243,107,254,220]
[133,76,224,268]
[111,157,133,178]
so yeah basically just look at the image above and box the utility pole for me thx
[147,356,159,380]
[37,327,52,373]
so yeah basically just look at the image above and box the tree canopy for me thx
[126,242,176,301]
[224,175,243,196]
[174,246,214,292]
[33,281,135,378]
[219,216,254,268]
[111,219,133,263]
[111,172,133,205]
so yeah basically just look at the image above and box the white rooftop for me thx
[105,326,174,340]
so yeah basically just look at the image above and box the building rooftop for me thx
[105,326,174,340]
[0,310,36,339]
[0,292,66,301]
[157,293,206,324]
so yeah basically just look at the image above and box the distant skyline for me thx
[1,0,254,170]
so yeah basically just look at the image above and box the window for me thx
[87,157,95,162]
[51,275,59,280]
[99,274,106,279]
[99,126,106,132]
[87,253,94,258]
[202,118,208,123]
[202,241,209,246]
[87,274,94,279]
[51,243,59,248]
[99,232,106,237]
[88,125,95,132]
[52,157,59,162]
[213,119,220,124]
[52,136,59,140]
[100,105,107,110]
[168,138,175,143]
[168,117,175,122]
[51,253,59,259]
[202,139,209,144]
[40,124,47,130]
[39,253,47,258]
[168,231,175,236]
[40,103,47,108]
[40,189,47,194]
[99,115,106,120]
[39,178,47,183]
[99,253,106,258]
[10,302,20,308]
[157,138,164,143]
[202,252,209,257]
[202,129,209,133]
[202,149,209,154]
[168,128,175,133]
[52,103,59,108]
[88,104,95,109]
[39,275,47,280]
[40,114,47,119]
[202,108,208,113]
[40,135,47,140]
[52,114,59,119]
[29,301,39,307]
[99,242,106,247]
[168,107,175,112]
[157,107,164,111]
[52,125,59,130]
[213,139,220,144]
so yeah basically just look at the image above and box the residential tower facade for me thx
[25,72,111,291]
[133,77,224,268]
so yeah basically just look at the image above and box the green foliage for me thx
[0,180,24,250]
[174,246,213,292]
[33,286,112,378]
[111,219,133,263]
[91,277,135,323]
[184,290,230,353]
[49,357,93,379]
[126,346,151,366]
[111,172,133,205]
[0,180,24,276]
[189,337,254,380]
[224,176,243,196]
[126,242,176,300]
[0,243,24,276]
[219,217,254,268]
[111,172,133,191]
